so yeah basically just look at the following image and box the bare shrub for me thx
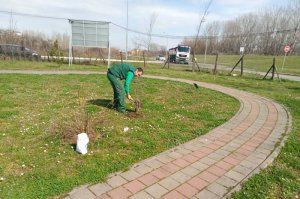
[50,90,103,144]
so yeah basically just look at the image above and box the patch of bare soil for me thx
[126,112,145,118]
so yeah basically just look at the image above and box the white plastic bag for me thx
[76,133,89,154]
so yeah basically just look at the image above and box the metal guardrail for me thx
[40,56,165,64]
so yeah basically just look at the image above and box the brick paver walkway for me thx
[64,75,291,199]
[0,70,291,198]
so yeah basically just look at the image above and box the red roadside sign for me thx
[282,45,290,70]
[284,45,290,53]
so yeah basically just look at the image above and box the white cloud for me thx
[218,0,268,7]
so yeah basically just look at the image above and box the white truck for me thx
[169,45,191,64]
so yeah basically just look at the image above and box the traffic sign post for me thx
[284,45,290,53]
[281,45,290,71]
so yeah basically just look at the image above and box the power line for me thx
[0,10,67,20]
[0,10,189,38]
[110,22,189,39]
[0,10,298,40]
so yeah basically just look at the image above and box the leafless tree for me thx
[287,0,300,54]
[145,12,158,51]
[178,0,299,56]
[131,12,158,53]
[192,0,213,72]
[204,21,221,54]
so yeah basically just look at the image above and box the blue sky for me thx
[0,0,290,50]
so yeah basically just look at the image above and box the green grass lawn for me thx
[1,54,299,76]
[0,74,238,198]
[0,59,103,71]
[0,60,299,199]
[195,54,300,75]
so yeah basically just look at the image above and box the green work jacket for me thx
[108,63,136,94]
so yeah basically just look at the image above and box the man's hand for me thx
[126,94,134,101]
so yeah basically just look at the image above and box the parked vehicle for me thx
[169,45,191,64]
[156,55,166,61]
[0,44,41,59]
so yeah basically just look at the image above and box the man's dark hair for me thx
[137,67,144,74]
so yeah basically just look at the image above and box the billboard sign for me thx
[70,20,109,48]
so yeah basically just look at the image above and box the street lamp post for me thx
[125,0,128,61]
[164,32,169,57]
[204,37,208,64]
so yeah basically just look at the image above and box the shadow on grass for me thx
[70,143,77,151]
[287,86,300,91]
[87,98,137,114]
[47,64,61,68]
[87,99,112,109]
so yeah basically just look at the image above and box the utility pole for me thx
[164,32,169,57]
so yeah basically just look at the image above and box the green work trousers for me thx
[107,72,126,113]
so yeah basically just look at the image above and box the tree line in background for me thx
[0,0,299,60]
[0,29,121,60]
[183,0,300,56]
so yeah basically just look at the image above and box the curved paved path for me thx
[0,71,291,198]
[65,75,291,199]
